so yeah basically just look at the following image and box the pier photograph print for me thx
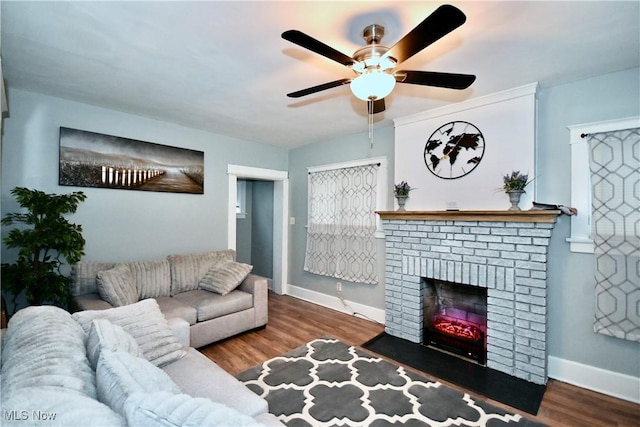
[59,128,204,194]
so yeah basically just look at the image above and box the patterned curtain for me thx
[589,128,640,342]
[304,164,378,284]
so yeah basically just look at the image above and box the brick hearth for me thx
[378,210,559,385]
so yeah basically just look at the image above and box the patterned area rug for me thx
[236,338,546,426]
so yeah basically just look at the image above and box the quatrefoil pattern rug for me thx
[236,338,544,426]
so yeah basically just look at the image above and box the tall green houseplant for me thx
[2,187,87,315]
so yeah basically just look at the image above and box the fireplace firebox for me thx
[423,279,487,364]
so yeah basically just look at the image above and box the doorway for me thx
[227,165,288,295]
[236,179,274,282]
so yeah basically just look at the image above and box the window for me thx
[567,116,639,253]
[304,157,388,285]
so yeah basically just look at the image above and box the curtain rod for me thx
[308,160,383,174]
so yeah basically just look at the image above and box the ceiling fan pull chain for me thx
[368,99,374,147]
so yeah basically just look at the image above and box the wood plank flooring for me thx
[198,292,639,426]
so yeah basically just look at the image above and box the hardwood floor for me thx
[199,292,639,426]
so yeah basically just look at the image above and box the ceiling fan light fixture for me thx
[350,71,396,101]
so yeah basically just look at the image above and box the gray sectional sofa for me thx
[69,249,268,348]
[1,301,283,426]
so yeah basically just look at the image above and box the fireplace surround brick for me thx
[382,217,557,385]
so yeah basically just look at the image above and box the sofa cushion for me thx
[127,258,171,299]
[72,299,186,367]
[1,306,97,400]
[1,387,125,426]
[124,391,265,427]
[199,261,253,296]
[71,260,117,296]
[156,296,198,325]
[168,250,235,296]
[86,319,144,370]
[173,289,253,322]
[96,263,139,307]
[96,350,181,416]
[162,347,269,417]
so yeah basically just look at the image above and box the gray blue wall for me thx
[250,180,274,280]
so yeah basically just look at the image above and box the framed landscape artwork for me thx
[59,127,204,194]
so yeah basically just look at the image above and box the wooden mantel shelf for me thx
[376,210,561,223]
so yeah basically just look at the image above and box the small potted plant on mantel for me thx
[394,181,414,211]
[502,171,532,211]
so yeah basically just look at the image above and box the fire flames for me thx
[433,316,483,342]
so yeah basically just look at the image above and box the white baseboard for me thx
[285,284,386,325]
[548,356,640,403]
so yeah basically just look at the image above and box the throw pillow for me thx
[72,299,186,367]
[124,391,265,427]
[198,261,253,296]
[96,263,138,307]
[168,250,235,296]
[86,318,144,370]
[96,350,181,416]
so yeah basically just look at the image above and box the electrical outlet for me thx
[336,282,342,292]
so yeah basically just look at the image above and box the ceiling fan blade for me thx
[396,70,476,89]
[368,99,386,114]
[386,5,467,64]
[287,78,351,98]
[282,30,355,67]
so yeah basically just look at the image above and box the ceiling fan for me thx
[281,4,476,113]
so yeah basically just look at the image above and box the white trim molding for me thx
[548,356,640,404]
[227,164,289,295]
[567,116,640,253]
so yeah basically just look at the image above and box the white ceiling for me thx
[2,1,638,149]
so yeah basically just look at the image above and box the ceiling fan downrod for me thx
[352,24,396,73]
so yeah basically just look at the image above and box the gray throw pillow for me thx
[168,250,235,296]
[72,299,186,367]
[86,318,144,370]
[96,350,181,416]
[96,263,138,307]
[198,261,253,296]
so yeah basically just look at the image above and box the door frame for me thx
[227,165,288,295]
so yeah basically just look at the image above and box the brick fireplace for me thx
[378,210,559,385]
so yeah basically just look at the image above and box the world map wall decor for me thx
[59,127,204,194]
[424,121,485,179]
